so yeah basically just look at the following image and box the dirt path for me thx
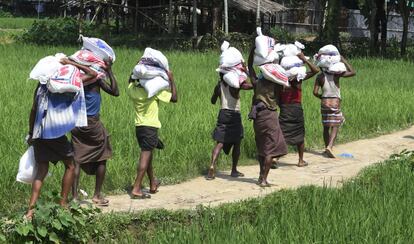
[94,127,414,213]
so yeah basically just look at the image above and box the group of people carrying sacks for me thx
[18,27,355,218]
[207,27,355,187]
[20,35,178,218]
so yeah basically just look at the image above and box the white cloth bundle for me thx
[29,53,66,84]
[259,63,290,87]
[81,36,116,62]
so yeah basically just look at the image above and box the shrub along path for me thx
[92,126,414,213]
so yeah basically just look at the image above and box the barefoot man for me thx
[313,56,356,157]
[71,59,119,206]
[278,52,319,167]
[26,58,97,218]
[207,68,253,180]
[127,69,177,199]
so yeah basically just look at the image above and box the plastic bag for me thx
[16,146,37,184]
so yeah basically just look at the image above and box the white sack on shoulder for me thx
[285,66,307,81]
[222,69,248,88]
[47,65,82,94]
[142,47,169,71]
[82,36,116,62]
[140,76,170,98]
[280,56,303,70]
[29,54,65,84]
[132,64,169,80]
[327,62,347,74]
[259,63,290,87]
[16,146,37,184]
[253,49,279,66]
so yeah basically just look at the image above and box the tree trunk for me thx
[369,1,378,55]
[211,6,221,34]
[224,0,228,34]
[256,0,261,27]
[168,0,174,34]
[321,0,340,45]
[192,0,198,48]
[78,0,84,35]
[134,0,139,33]
[401,11,409,56]
[379,0,387,56]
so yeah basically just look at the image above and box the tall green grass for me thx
[0,17,36,30]
[91,154,414,243]
[0,44,413,215]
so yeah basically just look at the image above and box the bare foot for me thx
[230,170,244,177]
[325,147,336,158]
[297,160,308,167]
[92,195,109,206]
[206,167,215,180]
[25,209,34,220]
[150,179,161,194]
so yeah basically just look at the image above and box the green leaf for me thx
[0,233,6,242]
[37,226,48,238]
[52,219,63,230]
[49,232,60,243]
[16,224,31,236]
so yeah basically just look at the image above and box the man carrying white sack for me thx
[26,58,98,219]
[248,38,288,187]
[278,52,319,167]
[207,41,253,180]
[127,49,178,199]
[313,45,356,158]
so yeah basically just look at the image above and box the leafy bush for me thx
[269,26,295,43]
[0,191,101,243]
[20,18,79,45]
[0,9,13,18]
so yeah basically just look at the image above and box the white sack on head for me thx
[315,54,341,68]
[29,54,65,84]
[327,62,347,74]
[140,76,170,98]
[285,66,307,81]
[280,56,303,70]
[16,146,36,184]
[132,64,169,81]
[259,63,290,87]
[219,41,244,68]
[282,42,304,57]
[82,36,116,62]
[141,47,169,71]
[318,44,340,56]
[253,49,279,66]
[254,27,276,59]
[222,69,248,88]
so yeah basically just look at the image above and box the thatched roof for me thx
[229,0,286,14]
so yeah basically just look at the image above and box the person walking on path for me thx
[71,60,119,206]
[26,58,97,219]
[247,47,288,187]
[127,71,178,199]
[206,68,253,180]
[277,52,319,167]
[313,56,356,158]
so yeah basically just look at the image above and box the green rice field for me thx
[0,43,413,217]
[105,153,414,243]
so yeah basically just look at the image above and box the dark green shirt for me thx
[254,78,282,110]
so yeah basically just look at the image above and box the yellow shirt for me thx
[127,83,172,128]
